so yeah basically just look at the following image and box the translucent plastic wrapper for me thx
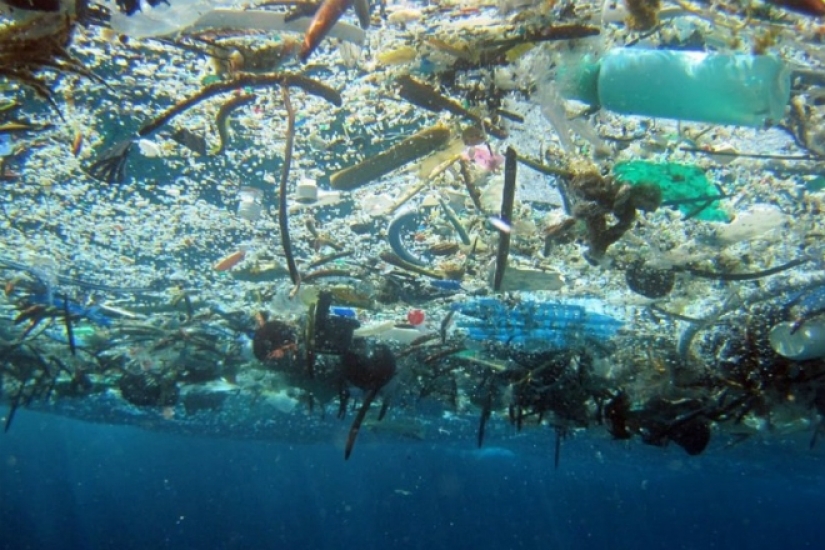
[102,0,367,43]
[770,319,825,361]
[237,187,263,223]
[104,0,235,38]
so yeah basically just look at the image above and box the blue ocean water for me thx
[2,410,824,550]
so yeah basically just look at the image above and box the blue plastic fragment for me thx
[430,280,463,292]
[0,134,12,156]
[453,297,623,349]
[418,57,436,75]
[30,293,113,327]
[331,307,357,319]
[791,286,825,315]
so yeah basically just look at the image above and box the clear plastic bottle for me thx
[560,48,791,127]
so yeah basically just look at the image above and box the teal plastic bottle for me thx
[561,48,791,127]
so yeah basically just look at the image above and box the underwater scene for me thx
[2,0,825,548]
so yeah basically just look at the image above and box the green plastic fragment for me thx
[201,74,223,86]
[612,160,729,221]
[804,176,825,193]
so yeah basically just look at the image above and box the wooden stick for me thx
[62,294,76,356]
[493,147,517,292]
[279,87,301,287]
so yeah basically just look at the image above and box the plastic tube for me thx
[561,48,791,127]
[769,318,825,360]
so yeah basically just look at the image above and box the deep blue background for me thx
[1,409,824,550]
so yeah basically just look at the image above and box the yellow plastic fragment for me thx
[377,46,417,66]
[330,125,451,191]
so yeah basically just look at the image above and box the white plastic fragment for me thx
[137,139,163,158]
[711,204,786,246]
[770,319,825,361]
[189,9,367,44]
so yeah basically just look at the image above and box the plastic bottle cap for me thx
[295,179,319,202]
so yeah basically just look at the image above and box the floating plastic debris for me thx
[613,160,728,222]
[430,279,463,293]
[0,134,12,156]
[1,1,823,466]
[28,293,113,327]
[488,216,511,234]
[770,318,825,360]
[560,48,791,127]
[237,187,264,222]
[452,297,623,350]
[407,308,425,326]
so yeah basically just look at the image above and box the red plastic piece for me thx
[407,309,425,326]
